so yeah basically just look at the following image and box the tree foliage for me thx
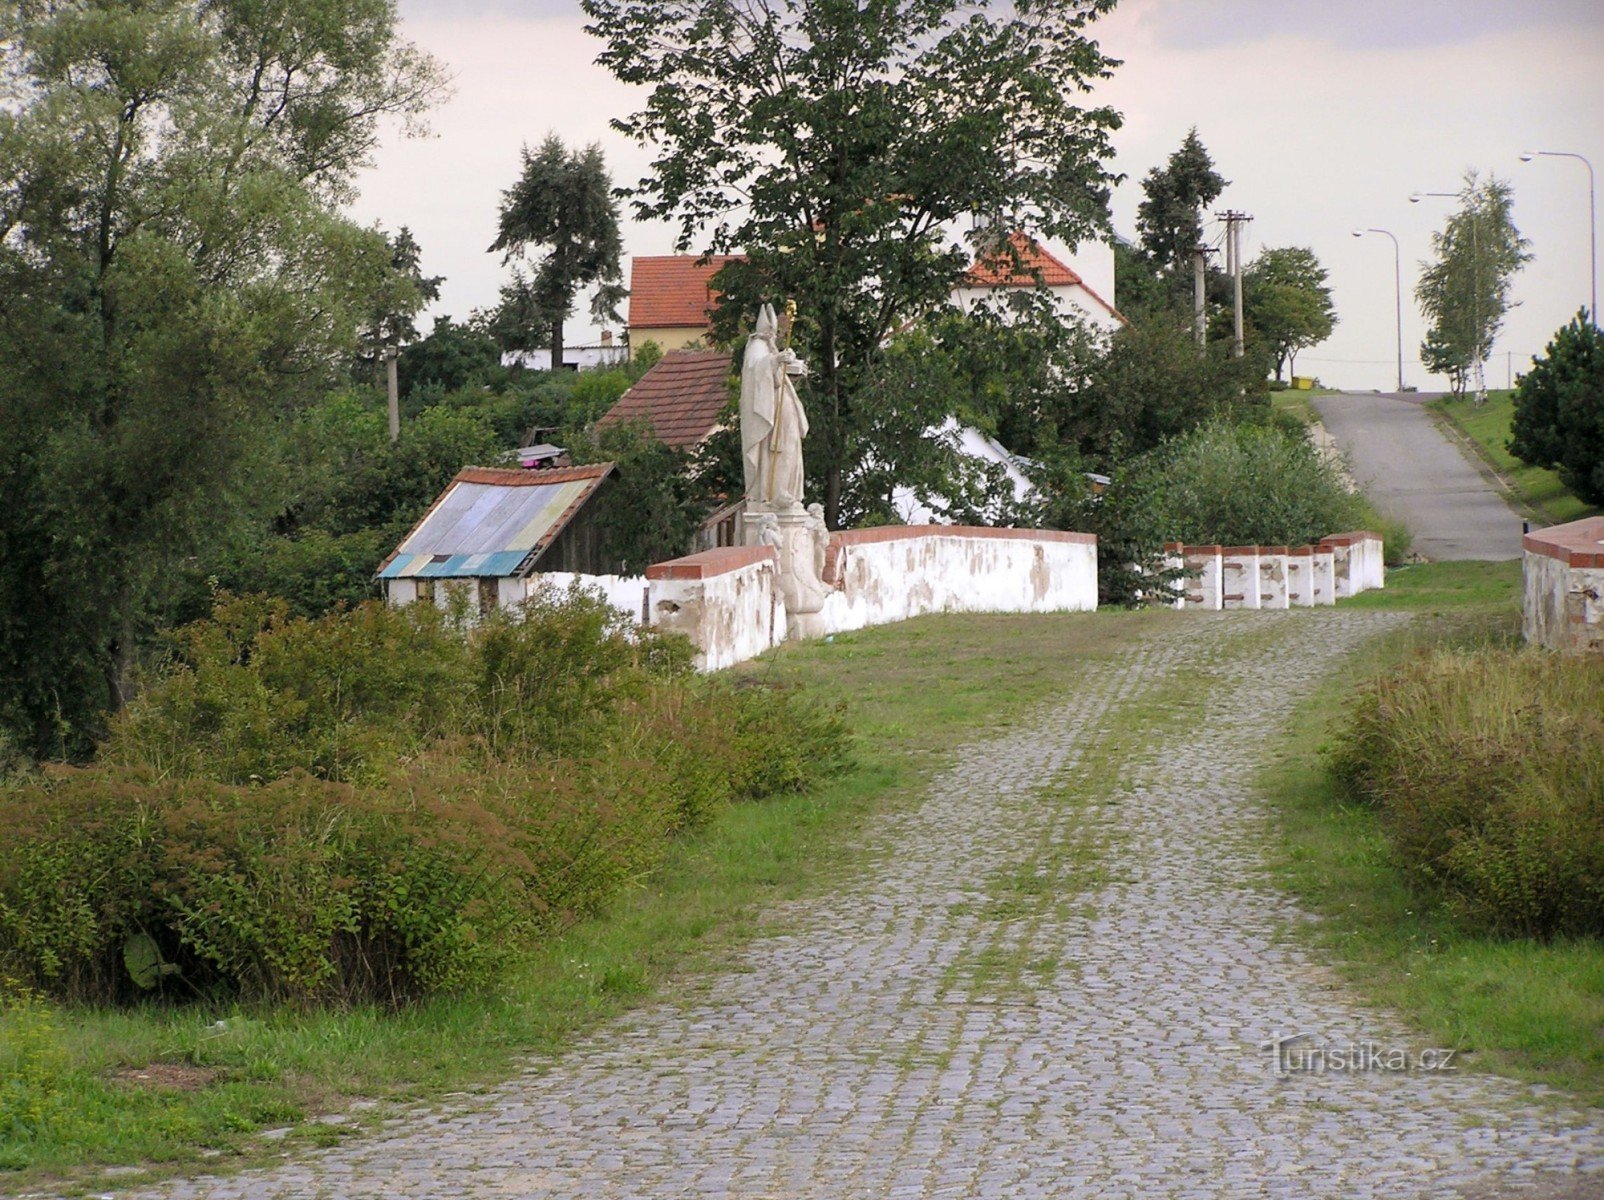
[583,0,1123,527]
[1134,127,1228,286]
[1244,246,1336,382]
[1509,309,1604,504]
[0,0,444,758]
[488,136,625,369]
[1415,171,1531,398]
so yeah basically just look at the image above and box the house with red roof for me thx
[626,255,741,358]
[953,232,1124,331]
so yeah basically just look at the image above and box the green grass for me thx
[1429,389,1601,526]
[1,608,1175,1194]
[1262,560,1604,1105]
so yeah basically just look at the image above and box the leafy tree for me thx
[584,0,1122,528]
[572,423,709,575]
[1415,171,1531,398]
[399,316,505,398]
[0,0,443,758]
[488,136,625,370]
[1135,128,1228,291]
[1244,246,1336,382]
[1049,315,1264,466]
[1509,310,1604,504]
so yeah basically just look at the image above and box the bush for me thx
[1086,417,1366,605]
[1,590,852,1006]
[1329,649,1604,938]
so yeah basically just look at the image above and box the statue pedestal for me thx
[744,502,832,638]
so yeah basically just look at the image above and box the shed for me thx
[377,463,618,612]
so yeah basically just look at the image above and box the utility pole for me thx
[1217,210,1253,359]
[1192,245,1210,351]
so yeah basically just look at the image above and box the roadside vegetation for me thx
[1431,389,1600,525]
[1267,560,1604,1104]
[0,588,849,1181]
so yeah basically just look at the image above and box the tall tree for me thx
[1135,128,1228,287]
[0,0,443,758]
[583,0,1122,528]
[1414,171,1531,399]
[1244,246,1336,381]
[489,136,625,371]
[356,226,443,384]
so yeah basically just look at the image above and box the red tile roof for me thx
[596,350,734,449]
[965,233,1083,288]
[627,255,743,330]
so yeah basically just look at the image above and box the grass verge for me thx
[1429,390,1601,526]
[1,607,1175,1194]
[1262,560,1604,1105]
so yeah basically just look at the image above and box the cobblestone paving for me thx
[114,611,1603,1199]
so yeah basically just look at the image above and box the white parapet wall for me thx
[1312,548,1336,607]
[1319,531,1386,598]
[817,526,1098,633]
[1219,547,1261,610]
[525,570,651,622]
[1166,543,1222,611]
[1257,547,1290,609]
[1523,517,1604,654]
[1286,546,1316,608]
[645,546,786,672]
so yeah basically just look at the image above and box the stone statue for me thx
[740,303,809,509]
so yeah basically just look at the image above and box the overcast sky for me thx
[349,0,1604,392]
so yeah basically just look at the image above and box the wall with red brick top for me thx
[646,545,778,581]
[1523,517,1604,654]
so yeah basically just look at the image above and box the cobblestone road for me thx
[114,611,1603,1199]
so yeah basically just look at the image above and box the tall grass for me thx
[1329,648,1604,938]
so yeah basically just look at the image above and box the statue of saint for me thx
[740,303,809,508]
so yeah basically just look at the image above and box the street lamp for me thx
[1519,149,1597,325]
[1412,189,1486,403]
[1352,229,1405,392]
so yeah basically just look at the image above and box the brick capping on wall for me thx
[645,545,778,581]
[1523,517,1604,569]
[1319,530,1382,548]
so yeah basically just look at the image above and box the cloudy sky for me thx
[349,0,1604,392]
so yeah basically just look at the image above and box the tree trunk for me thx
[550,317,565,372]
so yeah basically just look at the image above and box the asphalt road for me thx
[1311,392,1525,561]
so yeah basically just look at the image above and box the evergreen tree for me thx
[489,137,625,370]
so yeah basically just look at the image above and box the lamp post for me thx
[1412,189,1486,403]
[1520,149,1596,325]
[1352,228,1405,392]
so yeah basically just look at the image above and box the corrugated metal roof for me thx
[376,464,615,580]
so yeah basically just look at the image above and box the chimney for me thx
[600,329,613,346]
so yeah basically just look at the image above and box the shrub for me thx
[1329,649,1604,938]
[2,590,852,1006]
[1088,417,1366,605]
[1509,309,1604,505]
